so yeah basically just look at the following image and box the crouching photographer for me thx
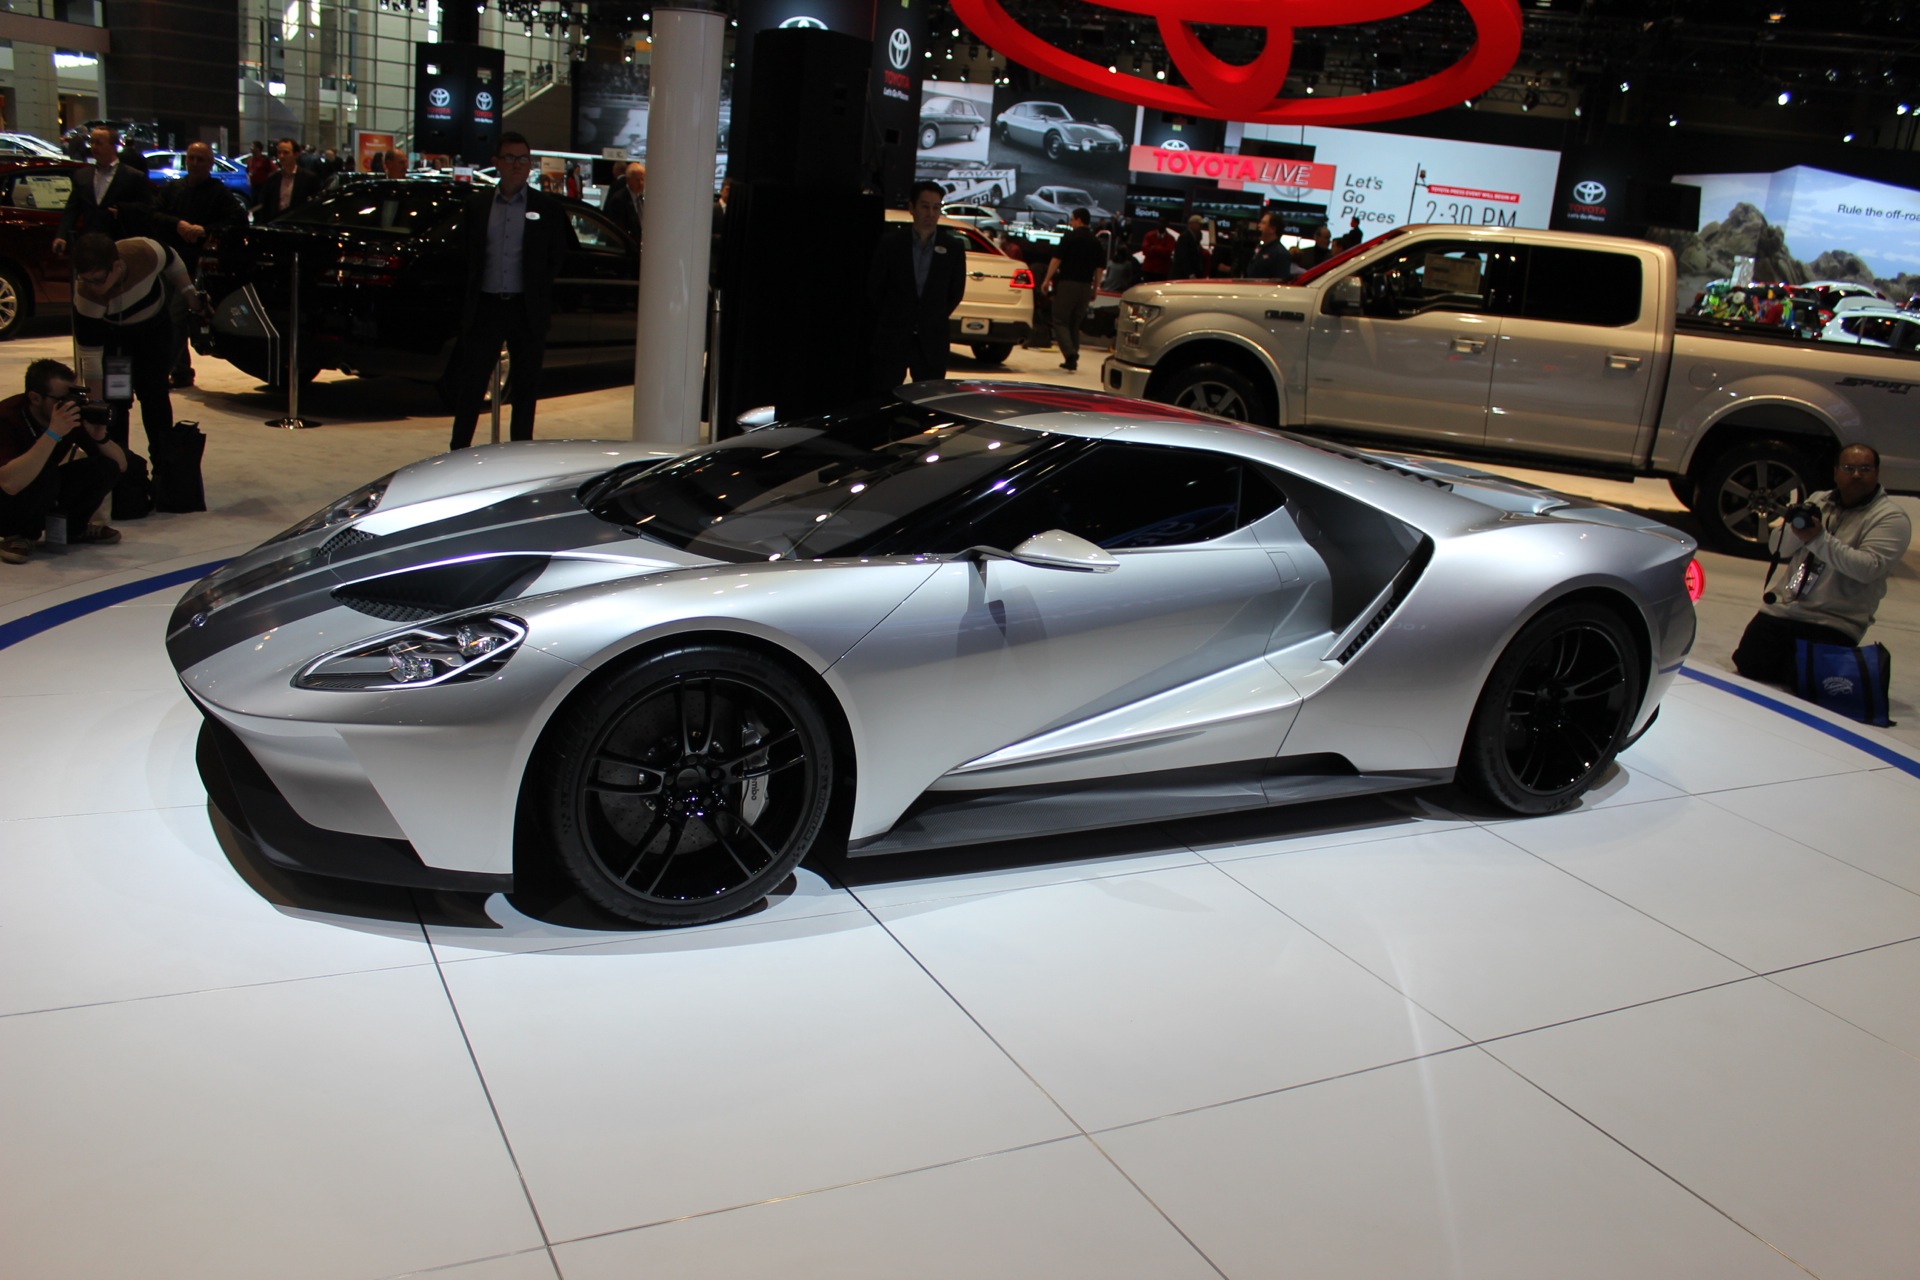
[0,359,128,564]
[1731,443,1912,687]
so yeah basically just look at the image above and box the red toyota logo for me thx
[950,0,1524,126]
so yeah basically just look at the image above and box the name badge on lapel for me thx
[525,210,541,221]
[933,245,947,254]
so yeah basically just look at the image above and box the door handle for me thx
[1606,352,1643,370]
[1451,336,1486,354]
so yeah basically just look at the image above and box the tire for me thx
[1459,602,1642,815]
[1692,439,1822,557]
[920,124,939,151]
[1044,131,1065,161]
[966,127,979,142]
[1667,476,1697,508]
[543,645,835,926]
[0,263,29,340]
[1157,361,1274,425]
[969,342,1013,363]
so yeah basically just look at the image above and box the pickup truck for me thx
[1101,224,1918,553]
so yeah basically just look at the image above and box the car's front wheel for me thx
[543,645,835,926]
[0,262,29,340]
[920,124,940,150]
[1157,361,1273,425]
[1044,131,1065,160]
[1458,602,1642,814]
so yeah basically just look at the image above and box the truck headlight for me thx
[295,615,527,691]
[1124,302,1163,323]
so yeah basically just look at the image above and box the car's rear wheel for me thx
[1692,439,1822,557]
[0,263,30,340]
[544,645,835,926]
[1459,602,1642,814]
[1158,361,1273,425]
[920,124,939,150]
[969,342,1012,363]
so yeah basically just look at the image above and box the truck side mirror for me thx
[1331,275,1363,312]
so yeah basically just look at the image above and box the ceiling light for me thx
[1843,131,1855,141]
[1619,80,1631,92]
[1777,90,1791,105]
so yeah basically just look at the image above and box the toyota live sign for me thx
[414,42,506,163]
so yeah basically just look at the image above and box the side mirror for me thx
[1008,529,1118,572]
[1331,275,1363,312]
[735,405,778,431]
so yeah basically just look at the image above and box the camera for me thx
[1782,501,1821,532]
[58,390,113,427]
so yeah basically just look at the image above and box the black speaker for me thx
[717,181,883,431]
[1629,180,1702,230]
[739,27,872,189]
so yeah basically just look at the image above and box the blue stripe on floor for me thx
[4,567,1916,783]
[1679,662,1920,779]
[0,559,227,653]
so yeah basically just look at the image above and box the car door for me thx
[832,441,1310,836]
[1485,243,1662,464]
[1303,236,1511,446]
[555,205,636,362]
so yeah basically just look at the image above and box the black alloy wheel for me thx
[1460,603,1642,814]
[1694,440,1820,557]
[544,646,835,926]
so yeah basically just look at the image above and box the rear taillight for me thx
[1011,268,1034,290]
[1685,558,1705,602]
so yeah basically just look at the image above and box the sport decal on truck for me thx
[1836,376,1917,395]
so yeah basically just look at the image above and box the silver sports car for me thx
[995,101,1126,160]
[168,383,1699,927]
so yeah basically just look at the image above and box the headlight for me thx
[269,474,393,545]
[1124,302,1163,323]
[294,615,527,691]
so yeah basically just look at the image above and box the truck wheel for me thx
[1158,362,1274,425]
[1667,476,1697,508]
[1694,440,1822,557]
[969,342,1012,363]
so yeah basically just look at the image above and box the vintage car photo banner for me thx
[950,0,1524,126]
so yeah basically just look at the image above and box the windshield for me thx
[1032,104,1070,120]
[1054,189,1092,205]
[1292,226,1411,286]
[586,400,1068,562]
[278,183,465,236]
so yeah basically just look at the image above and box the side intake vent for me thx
[320,527,379,560]
[1335,539,1433,664]
[333,556,549,623]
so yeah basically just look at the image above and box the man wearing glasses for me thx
[446,132,577,450]
[1732,443,1912,686]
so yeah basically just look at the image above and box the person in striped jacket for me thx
[68,232,211,453]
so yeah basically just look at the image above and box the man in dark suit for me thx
[152,141,248,386]
[51,125,152,256]
[602,161,644,242]
[868,181,968,390]
[249,138,321,224]
[445,132,578,450]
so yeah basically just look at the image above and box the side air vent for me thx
[1333,539,1433,664]
[320,527,379,560]
[333,556,550,623]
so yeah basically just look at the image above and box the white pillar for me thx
[632,0,725,445]
[10,44,62,140]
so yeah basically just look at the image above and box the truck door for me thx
[1486,245,1659,464]
[1304,237,1510,446]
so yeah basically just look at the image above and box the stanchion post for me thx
[488,342,505,444]
[264,248,318,428]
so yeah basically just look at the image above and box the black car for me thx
[919,96,986,150]
[195,179,638,385]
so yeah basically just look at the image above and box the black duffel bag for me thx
[111,448,154,520]
[150,420,207,513]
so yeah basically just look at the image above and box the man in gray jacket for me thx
[1732,443,1912,686]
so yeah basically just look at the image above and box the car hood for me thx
[165,440,699,674]
[1061,121,1121,142]
[1125,279,1315,305]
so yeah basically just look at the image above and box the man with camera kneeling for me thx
[0,360,126,565]
[1731,443,1911,686]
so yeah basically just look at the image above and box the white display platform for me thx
[2,571,1917,1279]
